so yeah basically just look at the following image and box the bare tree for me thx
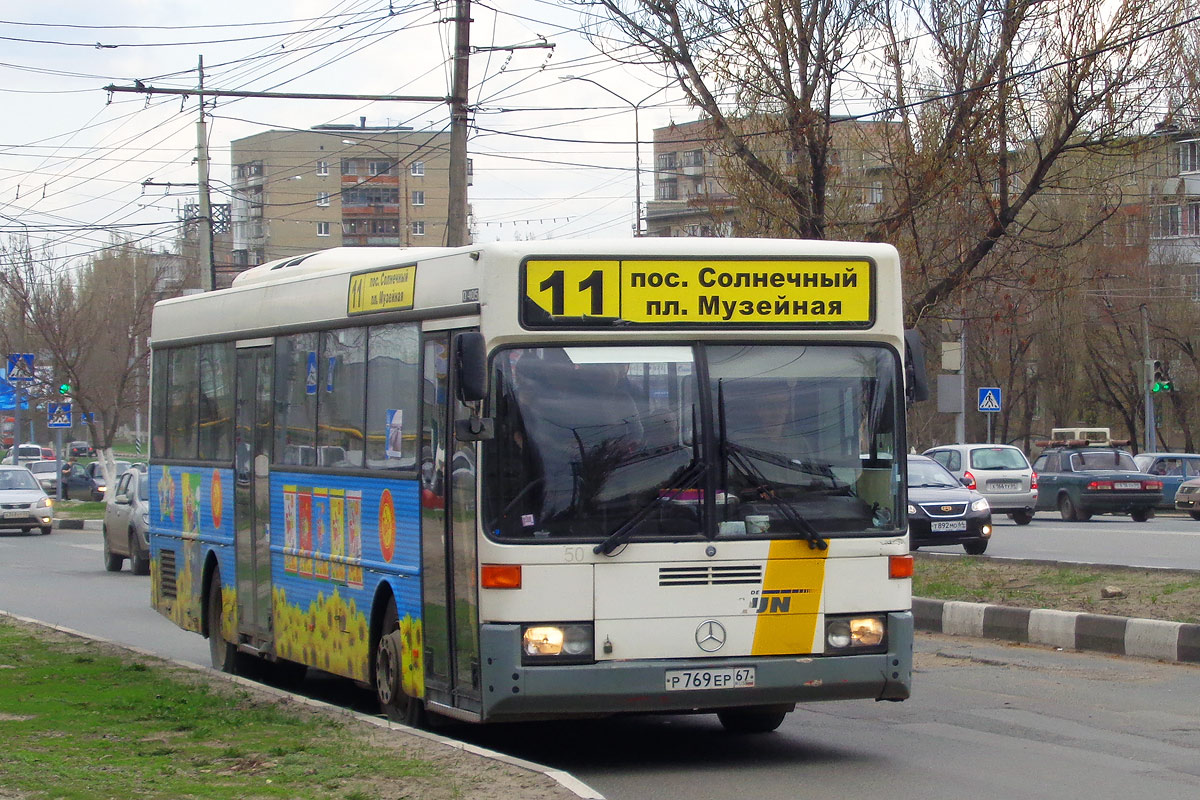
[587,0,1192,326]
[0,237,167,488]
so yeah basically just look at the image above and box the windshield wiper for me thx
[725,441,827,550]
[593,460,706,556]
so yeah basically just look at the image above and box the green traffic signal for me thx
[58,383,70,395]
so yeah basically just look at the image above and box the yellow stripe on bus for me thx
[751,539,829,656]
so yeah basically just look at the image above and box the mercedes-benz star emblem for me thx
[695,620,727,652]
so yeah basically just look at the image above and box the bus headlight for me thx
[825,615,886,653]
[521,623,594,664]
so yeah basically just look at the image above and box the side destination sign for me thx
[522,258,873,326]
[347,265,417,315]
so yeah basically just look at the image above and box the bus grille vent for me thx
[160,550,177,599]
[659,565,762,586]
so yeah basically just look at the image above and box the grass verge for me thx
[913,553,1200,624]
[0,618,497,800]
[53,501,106,520]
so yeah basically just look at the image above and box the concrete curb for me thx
[0,610,605,800]
[914,597,1200,664]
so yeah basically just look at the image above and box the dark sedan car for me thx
[1031,444,1162,521]
[68,441,96,458]
[906,454,993,554]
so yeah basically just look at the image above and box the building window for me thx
[341,159,358,176]
[1179,141,1200,174]
[236,161,263,179]
[656,182,678,200]
[316,161,329,176]
[657,152,677,170]
[1157,205,1181,237]
[411,190,424,206]
[369,160,392,176]
[412,221,425,236]
[316,191,330,207]
[1188,201,1200,236]
[868,182,884,205]
[410,161,425,177]
[317,221,331,237]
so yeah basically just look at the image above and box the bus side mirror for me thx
[455,331,487,402]
[904,329,930,403]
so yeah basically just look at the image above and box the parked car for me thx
[906,454,993,554]
[84,460,133,502]
[0,464,54,535]
[102,467,150,574]
[1173,477,1200,519]
[25,461,64,495]
[1031,444,1162,521]
[40,447,55,461]
[1,443,49,467]
[68,441,96,458]
[1131,452,1200,508]
[923,443,1038,524]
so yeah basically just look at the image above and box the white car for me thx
[923,443,1038,524]
[1,443,47,467]
[0,464,54,535]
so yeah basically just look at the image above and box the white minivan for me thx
[1,443,46,467]
[923,443,1038,525]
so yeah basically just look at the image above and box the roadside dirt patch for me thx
[913,553,1200,624]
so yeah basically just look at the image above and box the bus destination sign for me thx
[522,259,873,327]
[347,265,417,315]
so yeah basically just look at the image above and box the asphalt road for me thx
[917,511,1200,569]
[3,527,1200,799]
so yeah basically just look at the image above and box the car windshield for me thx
[907,459,962,488]
[969,447,1028,470]
[1071,450,1138,471]
[0,470,40,491]
[482,343,903,543]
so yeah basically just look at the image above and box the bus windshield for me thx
[483,343,902,543]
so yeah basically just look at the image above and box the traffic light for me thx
[1151,360,1174,393]
[58,382,71,396]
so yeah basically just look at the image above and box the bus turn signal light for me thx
[481,564,522,589]
[889,554,914,579]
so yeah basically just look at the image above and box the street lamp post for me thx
[561,77,667,237]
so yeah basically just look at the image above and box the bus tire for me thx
[717,706,788,734]
[374,603,424,727]
[207,571,237,673]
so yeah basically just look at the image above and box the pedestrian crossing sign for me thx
[48,403,72,428]
[977,387,1002,413]
[6,353,34,382]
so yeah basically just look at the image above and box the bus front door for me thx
[234,347,273,651]
[420,332,481,716]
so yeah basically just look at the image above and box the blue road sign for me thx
[48,402,72,428]
[978,387,1002,413]
[306,351,318,395]
[6,353,34,382]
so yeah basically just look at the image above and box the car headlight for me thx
[35,497,52,510]
[907,503,918,515]
[521,623,594,664]
[825,615,887,653]
[141,510,150,526]
[971,497,990,512]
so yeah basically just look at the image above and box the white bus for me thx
[148,239,923,732]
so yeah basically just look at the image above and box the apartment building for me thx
[230,122,456,268]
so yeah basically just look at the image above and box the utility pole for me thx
[446,0,471,247]
[196,56,215,292]
[1142,304,1155,453]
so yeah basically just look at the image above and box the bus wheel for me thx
[717,706,788,734]
[207,571,237,673]
[374,604,423,727]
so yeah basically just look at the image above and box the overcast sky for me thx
[0,1,694,268]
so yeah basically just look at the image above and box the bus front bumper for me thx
[478,611,912,723]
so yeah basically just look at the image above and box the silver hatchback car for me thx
[923,443,1038,524]
[102,465,150,574]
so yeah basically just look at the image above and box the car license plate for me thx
[930,520,967,532]
[1114,482,1141,490]
[665,666,755,691]
[3,509,28,518]
[989,480,1019,491]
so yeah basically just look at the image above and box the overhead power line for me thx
[103,84,447,103]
